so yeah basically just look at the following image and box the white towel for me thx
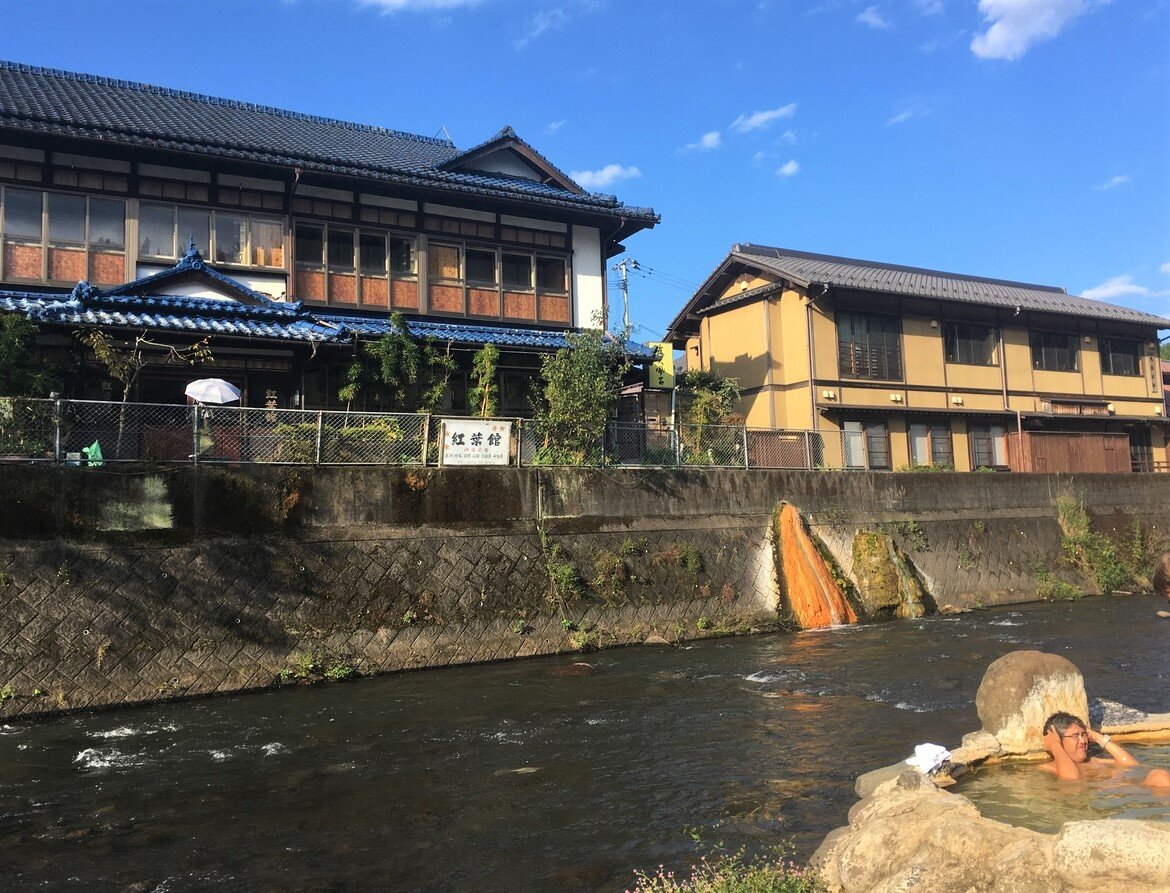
[905,743,951,773]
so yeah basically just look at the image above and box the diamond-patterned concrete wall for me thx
[0,518,778,719]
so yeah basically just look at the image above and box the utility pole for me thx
[613,259,631,331]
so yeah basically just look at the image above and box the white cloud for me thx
[887,102,930,125]
[569,163,641,190]
[544,119,567,135]
[777,160,801,178]
[1160,262,1170,275]
[1082,274,1152,301]
[513,8,571,49]
[752,151,770,165]
[1097,174,1131,191]
[730,104,797,134]
[684,131,722,152]
[781,129,797,143]
[361,0,485,11]
[970,0,1098,61]
[915,0,944,13]
[856,5,891,28]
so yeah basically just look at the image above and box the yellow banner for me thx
[647,342,675,390]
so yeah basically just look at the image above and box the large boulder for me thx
[850,531,928,619]
[975,650,1088,753]
[1054,820,1170,891]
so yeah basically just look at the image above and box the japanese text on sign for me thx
[440,419,513,465]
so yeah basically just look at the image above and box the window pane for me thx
[359,232,387,276]
[47,194,86,244]
[536,256,566,292]
[177,207,211,256]
[389,237,415,275]
[139,204,176,258]
[930,423,952,466]
[838,311,902,380]
[252,218,283,267]
[909,424,929,466]
[3,188,42,239]
[295,224,324,266]
[88,199,125,249]
[327,229,355,270]
[428,244,460,280]
[466,248,497,285]
[214,214,247,264]
[865,423,890,469]
[990,425,1007,466]
[502,253,532,290]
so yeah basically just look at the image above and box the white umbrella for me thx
[185,378,241,404]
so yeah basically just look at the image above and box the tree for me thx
[676,369,742,464]
[1161,342,1170,362]
[338,312,454,413]
[79,328,212,455]
[531,319,632,465]
[0,316,56,397]
[468,343,499,418]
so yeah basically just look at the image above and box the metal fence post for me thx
[516,418,523,467]
[742,425,749,468]
[191,405,200,465]
[805,430,813,469]
[314,411,324,464]
[53,397,62,463]
[674,421,682,467]
[421,414,431,466]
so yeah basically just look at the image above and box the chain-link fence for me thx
[0,397,872,470]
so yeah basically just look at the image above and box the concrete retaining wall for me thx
[1,466,1166,719]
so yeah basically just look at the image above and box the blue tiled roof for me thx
[0,62,659,225]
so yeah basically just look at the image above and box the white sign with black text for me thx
[440,418,512,466]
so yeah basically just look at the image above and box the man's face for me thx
[1060,724,1090,763]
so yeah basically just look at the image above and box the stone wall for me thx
[1,466,1167,720]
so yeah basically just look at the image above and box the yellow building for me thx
[665,244,1170,472]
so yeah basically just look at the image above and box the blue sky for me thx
[2,0,1167,342]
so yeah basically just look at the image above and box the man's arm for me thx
[1089,729,1139,767]
[1043,729,1082,780]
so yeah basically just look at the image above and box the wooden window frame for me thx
[909,420,954,467]
[0,185,127,286]
[137,200,283,270]
[295,221,418,307]
[969,422,1009,470]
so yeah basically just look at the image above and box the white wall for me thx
[571,225,604,327]
[134,265,288,300]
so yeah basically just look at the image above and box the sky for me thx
[1,0,1168,343]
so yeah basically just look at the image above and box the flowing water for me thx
[1,596,1167,892]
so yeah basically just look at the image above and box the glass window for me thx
[502,253,532,290]
[1030,331,1078,372]
[88,199,125,249]
[837,311,902,380]
[910,422,952,466]
[327,229,355,271]
[970,423,1008,469]
[389,237,415,275]
[47,194,86,244]
[177,207,211,256]
[466,248,497,285]
[3,188,42,239]
[251,218,283,267]
[1100,339,1142,376]
[295,224,324,267]
[944,322,996,365]
[429,244,460,280]
[359,233,387,276]
[139,203,176,258]
[214,214,247,264]
[865,422,890,469]
[536,256,566,292]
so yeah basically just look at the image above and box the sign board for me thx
[440,418,513,466]
[647,342,675,390]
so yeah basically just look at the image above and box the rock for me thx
[938,604,972,614]
[643,634,671,646]
[1156,610,1170,619]
[1090,697,1149,728]
[949,728,1003,765]
[1054,820,1170,891]
[546,662,594,676]
[850,531,928,619]
[854,761,908,799]
[975,650,1088,754]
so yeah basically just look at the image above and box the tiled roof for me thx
[734,244,1170,327]
[0,62,658,224]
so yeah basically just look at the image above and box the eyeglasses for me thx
[1061,731,1089,742]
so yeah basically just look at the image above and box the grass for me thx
[628,842,825,893]
[1036,569,1083,601]
[1054,494,1146,593]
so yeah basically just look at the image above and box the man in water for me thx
[1041,711,1170,787]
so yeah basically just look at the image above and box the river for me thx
[1,595,1166,892]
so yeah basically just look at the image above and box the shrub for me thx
[1036,570,1082,601]
[1055,494,1138,593]
[628,844,825,893]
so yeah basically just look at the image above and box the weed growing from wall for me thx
[1055,494,1141,593]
